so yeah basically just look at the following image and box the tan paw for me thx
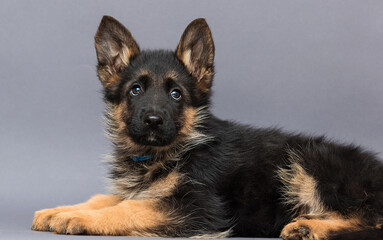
[280,221,315,240]
[32,207,67,231]
[49,211,94,235]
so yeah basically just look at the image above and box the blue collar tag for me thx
[130,155,153,162]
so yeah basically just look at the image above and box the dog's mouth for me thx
[144,131,167,146]
[147,132,156,142]
[128,128,176,147]
[138,134,173,147]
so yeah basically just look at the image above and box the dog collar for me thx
[130,155,153,162]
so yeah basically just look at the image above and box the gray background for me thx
[0,0,382,239]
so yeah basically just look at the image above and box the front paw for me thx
[49,211,93,235]
[32,207,64,231]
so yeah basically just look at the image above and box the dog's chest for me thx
[110,161,182,200]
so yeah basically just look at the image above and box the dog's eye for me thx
[130,85,143,96]
[170,89,182,101]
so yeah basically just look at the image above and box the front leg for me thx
[32,194,121,231]
[49,199,168,236]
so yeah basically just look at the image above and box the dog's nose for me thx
[144,114,163,128]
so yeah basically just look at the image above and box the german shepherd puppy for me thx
[32,16,383,240]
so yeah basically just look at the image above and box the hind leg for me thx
[32,194,121,231]
[280,213,363,240]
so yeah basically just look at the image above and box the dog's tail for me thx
[329,227,383,240]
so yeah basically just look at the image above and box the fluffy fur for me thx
[32,16,383,240]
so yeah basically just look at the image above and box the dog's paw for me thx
[280,221,315,240]
[32,207,67,231]
[49,211,92,235]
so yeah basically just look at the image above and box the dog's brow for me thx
[137,69,150,77]
[165,71,179,80]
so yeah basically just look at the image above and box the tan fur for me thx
[277,149,326,215]
[44,199,168,235]
[104,73,121,88]
[135,171,182,200]
[111,165,182,200]
[165,71,181,81]
[32,194,121,231]
[180,107,197,135]
[105,102,145,155]
[180,106,211,141]
[196,67,214,93]
[119,43,132,66]
[113,103,127,136]
[281,213,363,240]
[181,49,192,73]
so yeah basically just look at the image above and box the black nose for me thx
[144,114,163,128]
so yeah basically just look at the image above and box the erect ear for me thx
[95,16,140,87]
[176,18,215,93]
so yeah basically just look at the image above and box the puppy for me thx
[32,16,383,240]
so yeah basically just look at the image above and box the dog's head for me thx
[95,16,214,149]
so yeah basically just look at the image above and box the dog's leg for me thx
[47,199,168,236]
[32,194,121,231]
[280,213,363,240]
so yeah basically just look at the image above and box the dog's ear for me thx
[95,16,140,87]
[176,18,215,93]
